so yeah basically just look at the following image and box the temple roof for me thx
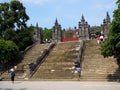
[55,18,59,26]
[81,14,85,21]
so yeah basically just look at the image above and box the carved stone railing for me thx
[17,42,38,60]
[79,40,85,67]
[75,40,85,78]
[26,42,56,79]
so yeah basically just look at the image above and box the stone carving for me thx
[33,23,43,43]
[101,12,111,37]
[52,19,62,42]
[78,15,91,40]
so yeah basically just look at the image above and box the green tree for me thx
[10,0,29,29]
[43,28,52,41]
[1,1,34,50]
[95,26,101,36]
[0,0,29,37]
[4,27,34,50]
[17,27,33,50]
[4,29,19,44]
[0,39,19,64]
[101,0,120,67]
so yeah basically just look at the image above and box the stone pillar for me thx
[78,15,90,40]
[101,12,111,38]
[33,23,43,43]
[52,19,62,42]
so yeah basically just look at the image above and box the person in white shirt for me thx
[100,35,104,43]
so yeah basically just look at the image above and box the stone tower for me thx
[106,12,111,25]
[101,12,111,37]
[78,15,90,40]
[33,23,42,43]
[52,19,62,42]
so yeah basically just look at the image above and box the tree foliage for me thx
[4,27,34,50]
[42,28,52,41]
[16,27,33,50]
[0,1,34,64]
[0,1,34,50]
[0,39,19,64]
[0,0,29,37]
[101,0,120,65]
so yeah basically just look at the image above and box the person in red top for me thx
[96,35,100,44]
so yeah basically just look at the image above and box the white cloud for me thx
[106,0,117,9]
[94,0,116,10]
[21,0,53,5]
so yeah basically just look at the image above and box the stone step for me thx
[32,76,73,79]
[81,75,120,81]
[0,43,51,80]
[81,40,118,81]
[21,44,50,63]
[31,41,81,79]
[0,72,26,80]
[81,73,120,76]
[80,72,120,81]
[32,73,75,79]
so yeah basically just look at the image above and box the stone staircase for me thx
[0,43,50,80]
[31,41,81,80]
[81,40,120,81]
[1,40,119,81]
[20,43,50,65]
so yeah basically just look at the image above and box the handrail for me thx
[77,40,85,78]
[27,42,56,78]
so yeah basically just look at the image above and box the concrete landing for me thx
[0,81,120,90]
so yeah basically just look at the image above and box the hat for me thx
[10,68,14,72]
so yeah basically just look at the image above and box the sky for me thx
[0,0,117,29]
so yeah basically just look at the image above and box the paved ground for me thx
[0,81,120,90]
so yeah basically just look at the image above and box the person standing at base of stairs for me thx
[75,67,81,81]
[10,68,15,83]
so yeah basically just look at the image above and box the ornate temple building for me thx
[52,16,91,42]
[52,19,62,42]
[78,15,91,40]
[101,12,111,37]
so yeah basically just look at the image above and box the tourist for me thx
[46,38,48,43]
[100,35,104,43]
[96,35,100,44]
[10,68,15,83]
[14,65,17,70]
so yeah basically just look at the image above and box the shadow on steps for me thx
[107,67,120,82]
